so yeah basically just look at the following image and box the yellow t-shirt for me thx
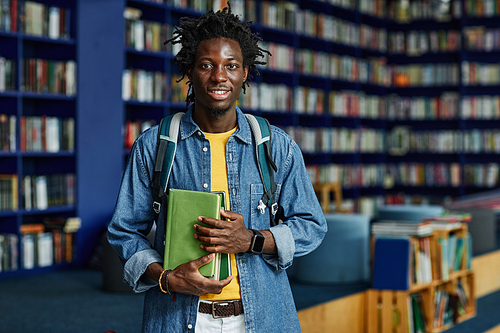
[199,127,241,301]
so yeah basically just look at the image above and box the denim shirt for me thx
[108,105,327,332]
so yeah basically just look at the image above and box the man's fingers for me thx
[193,253,215,268]
[220,209,239,221]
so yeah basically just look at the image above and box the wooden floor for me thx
[297,249,500,333]
[485,325,500,333]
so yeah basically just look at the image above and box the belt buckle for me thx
[212,301,231,319]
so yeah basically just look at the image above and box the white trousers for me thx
[195,301,245,333]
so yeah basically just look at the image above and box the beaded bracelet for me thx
[159,269,172,295]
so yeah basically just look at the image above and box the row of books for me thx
[238,84,496,120]
[0,174,17,211]
[464,0,500,17]
[294,49,390,86]
[20,217,81,269]
[259,44,391,86]
[122,69,169,103]
[461,95,500,119]
[306,162,499,189]
[462,61,500,86]
[387,162,499,188]
[235,85,466,121]
[387,0,461,22]
[163,0,385,20]
[387,92,459,120]
[388,127,500,154]
[238,82,293,113]
[388,30,461,56]
[329,91,386,119]
[21,59,77,96]
[330,92,500,120]
[124,7,171,53]
[167,0,245,18]
[0,114,16,152]
[23,1,71,39]
[0,0,16,32]
[0,57,15,91]
[287,125,500,155]
[307,164,385,189]
[260,1,387,53]
[22,173,76,210]
[287,126,386,154]
[432,286,461,328]
[20,116,74,152]
[391,63,460,87]
[435,233,472,282]
[463,26,500,52]
[124,119,156,150]
[0,233,18,272]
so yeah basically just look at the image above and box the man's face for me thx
[189,37,249,118]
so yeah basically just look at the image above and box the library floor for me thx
[0,268,500,333]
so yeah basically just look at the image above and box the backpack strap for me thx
[245,114,280,227]
[151,112,185,221]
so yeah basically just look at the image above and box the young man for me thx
[108,5,327,332]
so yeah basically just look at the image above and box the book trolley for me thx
[366,223,475,333]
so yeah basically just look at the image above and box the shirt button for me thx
[188,324,193,330]
[203,183,208,188]
[197,131,201,136]
[203,147,208,152]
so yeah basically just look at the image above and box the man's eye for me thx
[227,64,237,69]
[202,64,212,69]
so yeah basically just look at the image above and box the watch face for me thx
[251,230,265,253]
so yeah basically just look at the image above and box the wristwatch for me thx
[248,229,265,254]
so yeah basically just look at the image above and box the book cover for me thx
[163,189,222,278]
[372,237,411,290]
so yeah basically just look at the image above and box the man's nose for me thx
[211,65,228,82]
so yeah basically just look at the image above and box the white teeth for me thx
[211,90,227,95]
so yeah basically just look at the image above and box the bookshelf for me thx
[367,223,476,333]
[0,0,81,276]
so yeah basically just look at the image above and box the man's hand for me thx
[167,254,233,296]
[194,209,253,254]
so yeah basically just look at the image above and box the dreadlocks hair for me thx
[164,3,271,108]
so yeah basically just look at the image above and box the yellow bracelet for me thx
[159,269,172,294]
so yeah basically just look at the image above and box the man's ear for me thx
[243,66,249,82]
[187,68,192,80]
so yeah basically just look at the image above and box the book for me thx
[371,220,433,237]
[163,189,227,280]
[372,237,411,290]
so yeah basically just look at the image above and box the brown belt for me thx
[198,300,244,318]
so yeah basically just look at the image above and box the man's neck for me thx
[192,106,238,133]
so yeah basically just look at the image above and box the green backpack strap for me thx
[151,112,184,221]
[245,114,280,227]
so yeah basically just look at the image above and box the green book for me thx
[211,191,231,281]
[163,189,226,279]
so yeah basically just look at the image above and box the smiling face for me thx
[188,37,249,119]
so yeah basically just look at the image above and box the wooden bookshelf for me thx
[367,224,476,333]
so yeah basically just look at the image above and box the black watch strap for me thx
[248,229,265,254]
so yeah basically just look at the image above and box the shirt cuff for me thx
[123,248,163,293]
[263,224,294,271]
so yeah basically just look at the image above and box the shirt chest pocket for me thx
[250,183,281,230]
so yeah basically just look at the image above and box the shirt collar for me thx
[179,104,252,145]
